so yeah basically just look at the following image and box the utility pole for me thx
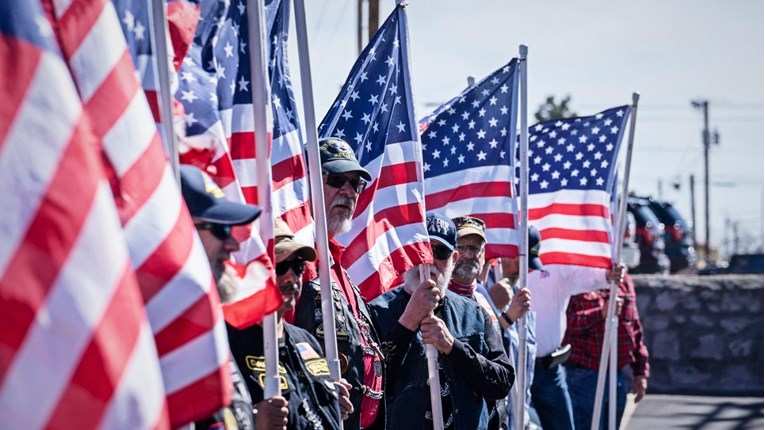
[692,100,712,261]
[357,0,380,55]
[690,174,697,246]
[657,178,663,200]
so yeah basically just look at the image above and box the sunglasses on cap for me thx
[195,223,233,241]
[325,172,367,194]
[275,259,306,276]
[431,244,453,260]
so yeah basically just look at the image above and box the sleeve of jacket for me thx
[626,279,650,378]
[446,307,515,400]
[293,281,319,336]
[369,301,418,390]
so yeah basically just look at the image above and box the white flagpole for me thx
[591,92,640,430]
[608,313,617,429]
[419,265,444,430]
[147,0,179,183]
[246,0,279,398]
[293,0,342,382]
[514,44,529,430]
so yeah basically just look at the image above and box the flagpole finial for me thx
[632,92,640,104]
[519,44,528,58]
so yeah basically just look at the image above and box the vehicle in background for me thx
[627,197,670,274]
[644,198,696,273]
[698,254,764,275]
[621,211,641,270]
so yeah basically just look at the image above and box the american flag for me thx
[265,0,313,244]
[420,59,520,259]
[45,0,233,425]
[0,1,169,428]
[319,5,431,301]
[114,0,200,121]
[175,0,283,327]
[522,106,631,268]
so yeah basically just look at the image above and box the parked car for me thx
[699,254,764,275]
[644,198,696,273]
[627,197,670,274]
[621,211,641,270]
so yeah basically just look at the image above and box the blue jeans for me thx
[565,366,626,430]
[530,363,574,430]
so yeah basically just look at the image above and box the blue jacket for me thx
[369,287,514,429]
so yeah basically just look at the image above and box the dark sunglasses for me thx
[195,223,233,240]
[275,259,306,276]
[431,244,453,260]
[325,172,367,194]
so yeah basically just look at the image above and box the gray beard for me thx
[453,262,480,280]
[327,216,352,236]
[403,260,454,292]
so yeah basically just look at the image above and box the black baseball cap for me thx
[180,165,262,225]
[426,212,457,251]
[319,137,372,181]
[528,226,544,271]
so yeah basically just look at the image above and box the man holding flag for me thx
[294,138,385,429]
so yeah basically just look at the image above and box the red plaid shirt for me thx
[563,275,650,377]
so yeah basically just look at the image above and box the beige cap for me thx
[452,216,487,242]
[274,219,317,263]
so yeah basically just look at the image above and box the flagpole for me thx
[147,0,179,183]
[246,0,279,398]
[420,265,444,430]
[591,92,640,430]
[514,44,529,430]
[293,0,342,382]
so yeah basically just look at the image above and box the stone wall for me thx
[632,274,763,395]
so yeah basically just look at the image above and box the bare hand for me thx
[420,315,454,354]
[254,396,288,430]
[334,379,354,421]
[399,279,441,330]
[488,278,513,309]
[600,296,624,319]
[633,375,648,403]
[606,263,626,284]
[507,288,531,322]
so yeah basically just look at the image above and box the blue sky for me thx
[290,0,764,256]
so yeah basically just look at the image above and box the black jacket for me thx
[227,323,342,430]
[369,287,515,429]
[293,276,385,430]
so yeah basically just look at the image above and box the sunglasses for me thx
[275,259,306,276]
[196,223,233,240]
[325,172,367,194]
[431,244,453,260]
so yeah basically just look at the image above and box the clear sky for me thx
[290,0,764,257]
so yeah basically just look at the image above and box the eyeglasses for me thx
[195,223,233,240]
[325,172,367,194]
[456,244,485,255]
[431,245,453,260]
[275,259,306,276]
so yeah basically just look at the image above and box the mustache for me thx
[331,196,355,209]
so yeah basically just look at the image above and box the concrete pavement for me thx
[623,394,763,429]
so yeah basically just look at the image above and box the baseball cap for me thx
[319,137,372,181]
[273,219,317,263]
[528,226,544,271]
[180,165,261,225]
[452,216,487,242]
[426,212,457,251]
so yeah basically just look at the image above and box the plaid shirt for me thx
[562,274,650,377]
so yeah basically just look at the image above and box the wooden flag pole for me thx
[513,44,530,430]
[293,0,342,382]
[591,92,640,430]
[147,0,179,183]
[246,0,279,398]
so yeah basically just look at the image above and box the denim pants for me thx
[565,366,627,430]
[530,363,574,430]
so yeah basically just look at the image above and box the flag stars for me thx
[489,96,498,105]
[452,124,460,133]
[545,147,554,155]
[447,107,456,115]
[583,160,591,168]
[133,21,146,40]
[396,121,406,132]
[443,158,450,167]
[533,156,542,165]
[580,177,588,186]
[450,146,457,155]
[578,135,587,143]
[594,151,603,160]
[610,126,619,134]
[500,106,509,115]
[468,120,476,129]
[341,110,353,121]
[606,143,614,151]
[432,149,441,159]
[350,91,360,101]
[540,180,549,189]
[477,129,486,139]
[552,171,560,179]
[361,113,372,124]
[477,150,487,161]
[542,162,551,172]
[184,112,197,127]
[489,139,498,149]
[481,89,490,97]
[438,119,447,126]
[531,173,540,182]
[181,90,198,103]
[471,100,480,108]
[587,143,595,151]
[239,75,250,92]
[554,153,563,162]
[442,136,451,145]
[591,126,600,135]
[376,75,387,85]
[459,132,466,142]
[601,160,609,168]
[499,150,506,159]
[563,161,572,169]
[500,84,509,93]
[488,117,498,127]
[461,111,470,120]
[224,42,234,57]
[354,133,363,144]
[467,142,475,151]
[386,56,395,67]
[590,168,598,176]
[500,128,507,137]
[599,135,607,143]
[368,94,379,105]
[571,169,579,177]
[575,152,584,160]
[458,154,465,164]
[566,144,575,152]
[428,130,437,139]
[478,108,487,117]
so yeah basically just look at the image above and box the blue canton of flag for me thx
[318,5,430,300]
[524,105,632,268]
[420,59,520,259]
